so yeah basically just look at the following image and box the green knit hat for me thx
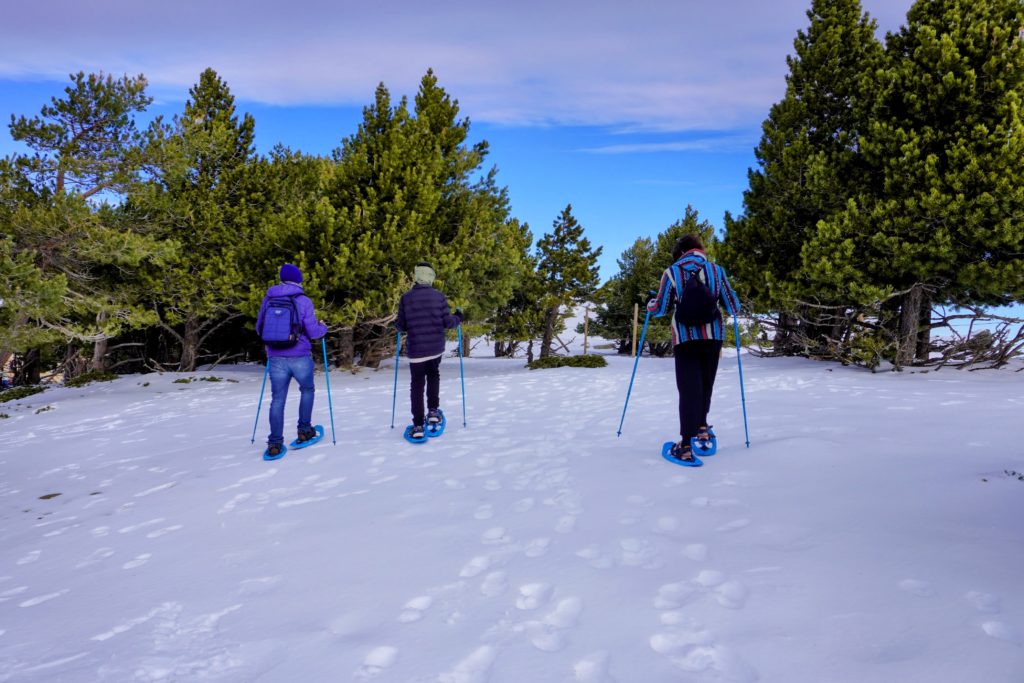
[414,262,436,286]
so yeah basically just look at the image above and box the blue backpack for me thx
[258,295,302,349]
[674,265,719,327]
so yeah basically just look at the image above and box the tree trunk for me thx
[494,340,505,358]
[13,349,41,385]
[336,327,355,368]
[896,285,924,369]
[526,339,535,364]
[775,311,797,355]
[915,291,932,363]
[179,320,200,372]
[461,332,470,357]
[539,307,558,358]
[90,337,109,372]
[90,311,109,372]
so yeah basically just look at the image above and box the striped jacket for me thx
[647,249,740,344]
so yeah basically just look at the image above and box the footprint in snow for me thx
[980,621,1021,644]
[353,645,399,679]
[397,595,433,623]
[899,579,935,597]
[516,582,553,610]
[459,555,491,578]
[122,554,152,570]
[573,650,617,682]
[513,497,535,513]
[966,590,1001,613]
[16,550,41,565]
[438,645,497,683]
[481,527,511,545]
[480,572,508,597]
[524,537,551,558]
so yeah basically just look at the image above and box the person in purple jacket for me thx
[256,263,328,458]
[396,262,463,440]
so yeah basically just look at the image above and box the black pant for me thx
[409,357,442,426]
[674,340,723,442]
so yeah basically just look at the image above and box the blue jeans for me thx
[267,355,315,446]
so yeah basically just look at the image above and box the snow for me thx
[1,340,1023,682]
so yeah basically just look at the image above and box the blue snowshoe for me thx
[662,441,703,468]
[263,444,288,461]
[426,409,446,438]
[404,424,428,444]
[290,425,324,450]
[691,425,717,457]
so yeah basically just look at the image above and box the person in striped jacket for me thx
[647,235,741,465]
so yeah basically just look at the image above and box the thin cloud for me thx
[581,135,755,155]
[0,0,913,131]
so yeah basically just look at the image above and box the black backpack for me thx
[258,295,302,349]
[674,266,719,327]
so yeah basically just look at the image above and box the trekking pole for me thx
[617,309,651,436]
[390,330,401,429]
[733,317,750,448]
[457,324,467,427]
[250,362,270,444]
[321,338,336,445]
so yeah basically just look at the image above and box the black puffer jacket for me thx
[396,284,462,358]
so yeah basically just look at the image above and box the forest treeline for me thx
[2,0,1022,385]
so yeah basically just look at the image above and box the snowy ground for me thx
[1,342,1023,682]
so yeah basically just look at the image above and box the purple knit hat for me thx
[280,263,302,284]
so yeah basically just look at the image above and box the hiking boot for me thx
[411,424,425,439]
[266,443,283,458]
[296,426,318,443]
[427,409,443,425]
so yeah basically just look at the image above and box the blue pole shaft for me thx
[457,324,467,427]
[321,338,336,445]
[250,362,270,444]
[733,317,750,448]
[617,310,651,437]
[391,331,400,429]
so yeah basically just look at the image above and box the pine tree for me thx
[3,73,169,376]
[723,0,884,355]
[129,68,259,371]
[305,72,530,366]
[536,204,602,358]
[9,71,151,198]
[805,0,1024,367]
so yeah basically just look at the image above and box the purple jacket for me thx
[396,284,462,359]
[256,283,328,357]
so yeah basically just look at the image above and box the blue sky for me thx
[0,0,915,280]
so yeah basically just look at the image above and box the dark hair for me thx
[672,234,705,261]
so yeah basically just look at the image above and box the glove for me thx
[455,307,466,322]
[646,298,658,312]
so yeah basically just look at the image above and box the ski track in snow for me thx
[0,352,1022,682]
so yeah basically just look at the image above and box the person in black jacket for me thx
[396,262,462,440]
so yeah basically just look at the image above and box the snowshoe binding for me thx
[662,440,703,468]
[290,425,324,450]
[426,408,446,438]
[404,423,428,444]
[263,443,288,461]
[691,425,717,457]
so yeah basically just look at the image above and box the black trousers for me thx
[674,340,723,442]
[409,356,442,426]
